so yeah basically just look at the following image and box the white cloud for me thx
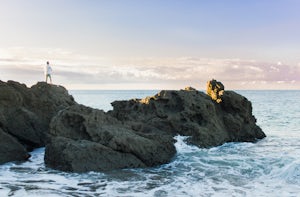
[1,47,300,90]
[249,66,263,72]
[270,66,280,72]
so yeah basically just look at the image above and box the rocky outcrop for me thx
[206,79,224,103]
[109,88,265,148]
[45,104,176,172]
[0,79,265,171]
[0,80,75,164]
[45,85,266,172]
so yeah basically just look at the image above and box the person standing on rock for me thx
[44,61,53,84]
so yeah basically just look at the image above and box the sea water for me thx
[0,90,299,197]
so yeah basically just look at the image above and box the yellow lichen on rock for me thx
[206,79,224,103]
[184,86,197,91]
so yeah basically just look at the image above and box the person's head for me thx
[47,61,49,65]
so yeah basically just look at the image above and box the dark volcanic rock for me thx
[30,82,76,124]
[45,85,265,172]
[0,80,75,164]
[42,80,264,173]
[110,89,266,148]
[219,91,266,141]
[45,104,176,172]
[5,107,46,149]
[2,79,266,172]
[0,128,29,164]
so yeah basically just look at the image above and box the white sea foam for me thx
[1,137,299,197]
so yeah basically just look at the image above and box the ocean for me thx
[0,90,299,197]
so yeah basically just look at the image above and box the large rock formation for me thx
[45,85,265,172]
[45,104,176,172]
[0,79,266,171]
[0,80,76,164]
[110,89,266,148]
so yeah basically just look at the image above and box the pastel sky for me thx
[1,0,300,90]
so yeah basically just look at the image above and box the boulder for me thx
[206,79,224,103]
[0,80,76,164]
[45,104,176,172]
[4,107,46,149]
[0,128,30,164]
[219,91,266,141]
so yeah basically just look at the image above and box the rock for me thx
[110,89,266,148]
[3,79,264,172]
[29,82,76,124]
[0,128,30,164]
[45,137,147,172]
[184,86,197,91]
[219,91,266,141]
[45,104,176,172]
[0,80,76,164]
[1,79,266,171]
[5,107,46,150]
[45,82,265,172]
[206,79,224,103]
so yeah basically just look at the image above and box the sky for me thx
[1,0,300,90]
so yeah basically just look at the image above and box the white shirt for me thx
[44,64,52,75]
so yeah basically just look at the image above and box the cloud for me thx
[1,47,300,89]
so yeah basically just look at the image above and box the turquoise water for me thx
[0,90,299,197]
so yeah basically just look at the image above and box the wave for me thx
[1,136,300,196]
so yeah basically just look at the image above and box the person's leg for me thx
[49,75,52,84]
[46,75,48,83]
